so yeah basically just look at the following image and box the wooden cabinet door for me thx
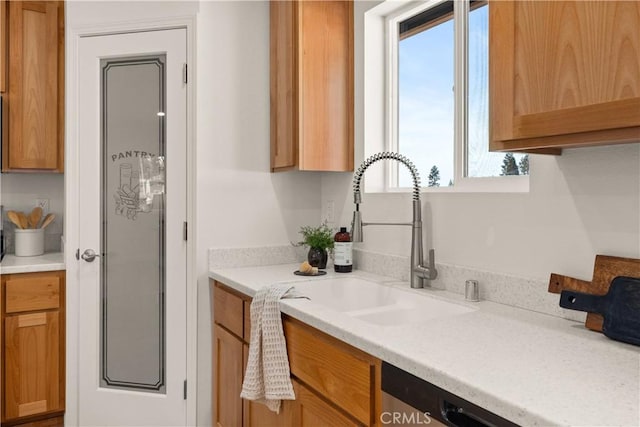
[0,0,6,93]
[298,0,354,171]
[489,0,640,153]
[270,0,298,171]
[214,324,244,427]
[291,379,361,427]
[242,344,295,427]
[284,317,376,425]
[4,0,63,171]
[4,311,62,420]
[270,0,354,172]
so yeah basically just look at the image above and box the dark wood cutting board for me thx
[549,255,640,332]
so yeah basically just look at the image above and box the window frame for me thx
[380,0,528,193]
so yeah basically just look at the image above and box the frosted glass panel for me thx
[100,56,166,392]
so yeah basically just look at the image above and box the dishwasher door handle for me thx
[442,399,494,427]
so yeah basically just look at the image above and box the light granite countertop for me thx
[210,263,640,427]
[0,252,65,274]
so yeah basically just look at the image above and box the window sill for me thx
[377,175,529,194]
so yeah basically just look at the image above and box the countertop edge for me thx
[1,253,66,274]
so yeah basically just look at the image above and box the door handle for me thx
[81,249,101,262]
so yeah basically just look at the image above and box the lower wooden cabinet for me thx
[213,324,243,427]
[1,271,65,426]
[284,317,378,425]
[292,379,360,427]
[2,416,63,427]
[211,281,380,427]
[243,392,293,427]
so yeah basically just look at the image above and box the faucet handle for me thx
[414,249,438,281]
[351,209,363,242]
[427,249,437,279]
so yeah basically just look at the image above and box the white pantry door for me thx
[76,29,187,426]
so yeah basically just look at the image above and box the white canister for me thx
[14,228,45,257]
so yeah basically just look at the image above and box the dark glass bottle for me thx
[334,227,352,273]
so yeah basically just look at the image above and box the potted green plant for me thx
[298,222,334,269]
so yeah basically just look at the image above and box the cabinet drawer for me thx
[292,379,360,427]
[284,317,375,425]
[5,273,61,313]
[213,282,244,338]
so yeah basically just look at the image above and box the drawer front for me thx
[284,318,374,425]
[213,282,244,338]
[5,273,61,313]
[292,379,361,427]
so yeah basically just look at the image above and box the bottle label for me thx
[334,242,353,266]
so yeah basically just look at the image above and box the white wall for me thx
[67,2,322,426]
[195,2,322,425]
[321,0,640,283]
[323,145,640,280]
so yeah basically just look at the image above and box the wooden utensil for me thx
[7,211,23,229]
[16,211,29,229]
[29,206,43,229]
[39,213,56,229]
[549,255,640,331]
[560,276,640,346]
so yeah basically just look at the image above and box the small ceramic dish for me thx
[293,270,327,277]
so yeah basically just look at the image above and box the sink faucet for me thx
[351,152,437,288]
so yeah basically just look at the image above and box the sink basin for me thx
[351,303,473,326]
[293,277,475,326]
[293,277,397,312]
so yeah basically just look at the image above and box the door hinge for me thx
[183,380,187,399]
[75,249,80,260]
[183,221,188,241]
[183,63,188,84]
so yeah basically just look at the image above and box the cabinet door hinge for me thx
[183,63,188,84]
[183,379,187,399]
[183,221,188,241]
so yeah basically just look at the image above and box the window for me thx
[385,0,528,191]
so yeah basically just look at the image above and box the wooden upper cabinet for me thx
[489,1,640,153]
[270,0,354,172]
[0,0,6,93]
[3,0,64,172]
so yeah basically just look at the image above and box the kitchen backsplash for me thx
[209,245,585,322]
[1,173,64,254]
[209,245,307,269]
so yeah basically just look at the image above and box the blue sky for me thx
[398,5,523,186]
[398,15,454,186]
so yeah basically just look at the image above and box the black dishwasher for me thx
[382,362,520,427]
